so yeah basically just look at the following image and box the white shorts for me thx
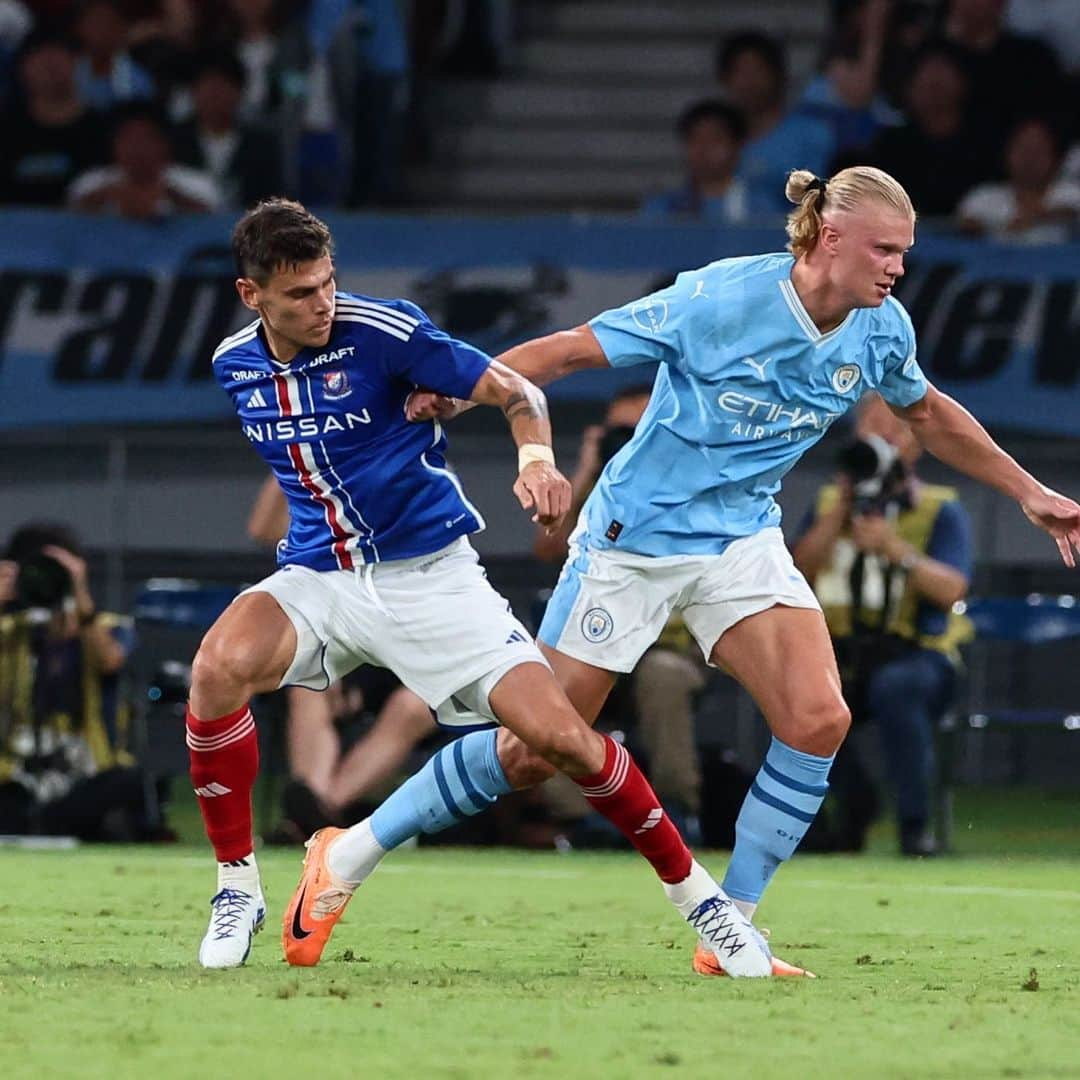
[242,537,549,730]
[538,526,821,673]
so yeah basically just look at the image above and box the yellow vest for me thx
[813,483,972,664]
[0,612,133,783]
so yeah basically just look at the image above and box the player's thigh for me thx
[192,591,298,695]
[709,605,850,756]
[495,645,617,787]
[243,565,368,693]
[487,661,605,778]
[539,642,617,725]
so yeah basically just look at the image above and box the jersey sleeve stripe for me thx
[212,322,260,361]
[333,313,412,342]
[335,296,420,325]
[335,299,419,331]
[334,305,418,336]
[216,316,260,346]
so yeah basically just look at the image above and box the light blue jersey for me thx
[584,252,928,557]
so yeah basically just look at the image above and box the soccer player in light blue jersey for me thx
[329,166,1080,977]
[193,199,774,977]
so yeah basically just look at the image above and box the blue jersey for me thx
[213,292,491,570]
[586,252,928,558]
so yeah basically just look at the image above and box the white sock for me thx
[662,859,721,918]
[217,852,260,893]
[326,818,387,886]
[733,898,757,921]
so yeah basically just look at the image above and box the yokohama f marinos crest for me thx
[323,369,352,400]
[831,364,862,394]
[582,607,614,643]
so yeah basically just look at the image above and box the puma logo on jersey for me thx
[691,280,709,300]
[742,356,772,380]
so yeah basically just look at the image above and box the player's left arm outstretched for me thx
[405,325,610,425]
[894,384,1080,566]
[468,360,572,531]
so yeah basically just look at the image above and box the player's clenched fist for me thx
[514,461,571,531]
[405,389,463,422]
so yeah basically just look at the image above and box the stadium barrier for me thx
[0,211,1078,433]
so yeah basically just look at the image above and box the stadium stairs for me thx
[413,0,828,213]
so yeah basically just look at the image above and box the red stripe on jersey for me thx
[273,373,293,416]
[287,443,355,570]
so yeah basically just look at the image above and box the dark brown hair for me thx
[231,198,333,283]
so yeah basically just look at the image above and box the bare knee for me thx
[775,696,851,756]
[191,630,269,708]
[497,721,602,784]
[531,721,604,778]
[496,729,557,789]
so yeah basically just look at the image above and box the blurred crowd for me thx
[647,0,1080,242]
[0,0,509,215]
[1,0,1076,238]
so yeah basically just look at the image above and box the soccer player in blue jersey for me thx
[193,198,774,975]
[325,166,1080,977]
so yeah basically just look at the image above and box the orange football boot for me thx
[693,942,816,978]
[282,827,357,966]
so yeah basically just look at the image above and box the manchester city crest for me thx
[581,607,614,643]
[323,369,352,400]
[831,364,862,394]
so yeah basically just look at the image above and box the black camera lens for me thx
[836,439,883,484]
[14,554,72,610]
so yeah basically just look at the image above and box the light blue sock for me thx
[722,736,834,904]
[369,729,511,850]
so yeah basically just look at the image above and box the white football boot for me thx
[664,860,773,977]
[198,884,267,969]
[683,892,774,977]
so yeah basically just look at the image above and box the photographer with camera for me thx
[535,385,705,844]
[0,522,162,841]
[793,395,972,855]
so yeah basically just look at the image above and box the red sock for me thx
[571,735,693,884]
[186,704,259,863]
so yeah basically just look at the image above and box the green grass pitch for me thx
[2,794,1078,1079]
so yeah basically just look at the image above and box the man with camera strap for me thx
[793,394,973,855]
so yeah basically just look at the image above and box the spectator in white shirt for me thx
[957,116,1080,243]
[68,103,220,219]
